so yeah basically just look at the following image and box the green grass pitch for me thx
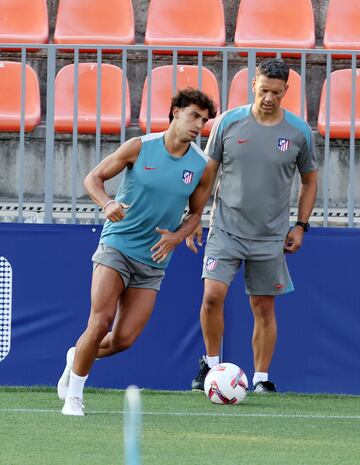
[1,387,359,465]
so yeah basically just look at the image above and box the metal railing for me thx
[0,43,359,226]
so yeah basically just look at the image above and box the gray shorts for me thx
[92,244,165,291]
[202,227,294,296]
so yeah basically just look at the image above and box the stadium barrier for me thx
[0,223,359,395]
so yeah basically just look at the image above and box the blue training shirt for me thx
[101,132,208,268]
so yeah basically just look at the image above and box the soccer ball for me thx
[204,362,248,405]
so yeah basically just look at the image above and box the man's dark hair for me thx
[257,59,289,83]
[169,87,217,122]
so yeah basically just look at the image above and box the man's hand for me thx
[284,226,304,254]
[185,224,203,254]
[150,227,181,263]
[104,201,130,222]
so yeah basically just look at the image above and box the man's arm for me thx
[177,157,220,241]
[297,170,318,223]
[83,137,141,222]
[150,158,220,263]
[284,170,318,253]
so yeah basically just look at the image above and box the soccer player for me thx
[188,59,318,393]
[58,88,217,415]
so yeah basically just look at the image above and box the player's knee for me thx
[88,315,112,340]
[251,300,275,325]
[202,293,224,314]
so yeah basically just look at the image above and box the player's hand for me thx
[284,226,304,254]
[185,224,203,254]
[150,227,181,263]
[104,201,130,222]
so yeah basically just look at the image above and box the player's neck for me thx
[163,129,190,157]
[251,105,284,126]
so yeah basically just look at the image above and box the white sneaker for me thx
[61,396,85,416]
[57,347,76,400]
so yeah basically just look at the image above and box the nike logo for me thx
[237,139,248,144]
[144,166,157,170]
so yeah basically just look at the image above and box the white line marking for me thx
[1,408,359,420]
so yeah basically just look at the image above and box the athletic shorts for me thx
[92,243,165,291]
[202,227,294,296]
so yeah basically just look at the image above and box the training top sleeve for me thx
[296,124,318,175]
[204,113,228,163]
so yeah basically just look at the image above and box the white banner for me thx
[0,257,12,362]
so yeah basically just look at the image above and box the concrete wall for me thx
[1,130,359,209]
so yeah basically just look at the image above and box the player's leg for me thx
[200,278,228,357]
[61,264,125,415]
[97,287,158,357]
[244,240,294,393]
[249,294,277,390]
[73,264,125,375]
[96,254,164,356]
[192,278,229,391]
[192,227,242,390]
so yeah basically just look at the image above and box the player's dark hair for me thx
[257,59,289,83]
[169,87,217,122]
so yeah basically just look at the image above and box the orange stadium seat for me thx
[0,0,48,44]
[323,0,360,58]
[54,63,131,134]
[144,0,225,54]
[54,0,135,50]
[234,0,315,56]
[317,69,360,138]
[139,65,220,135]
[228,68,308,120]
[0,61,41,132]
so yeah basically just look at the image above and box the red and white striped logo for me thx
[205,256,218,271]
[182,170,194,185]
[278,138,290,152]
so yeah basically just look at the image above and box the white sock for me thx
[253,372,268,385]
[206,355,220,368]
[67,370,88,400]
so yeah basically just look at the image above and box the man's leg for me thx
[192,278,229,390]
[73,265,125,375]
[97,286,158,357]
[201,278,229,356]
[61,264,124,415]
[249,295,277,392]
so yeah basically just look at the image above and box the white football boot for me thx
[61,396,85,416]
[57,347,76,400]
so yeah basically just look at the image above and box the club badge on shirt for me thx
[182,170,194,184]
[278,138,290,152]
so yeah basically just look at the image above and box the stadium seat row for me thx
[0,61,359,139]
[0,0,359,56]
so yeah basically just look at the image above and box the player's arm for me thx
[185,115,225,252]
[284,170,318,253]
[178,158,219,243]
[184,158,219,253]
[297,170,318,224]
[150,158,219,263]
[84,137,141,222]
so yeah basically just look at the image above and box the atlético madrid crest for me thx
[278,138,290,152]
[182,170,194,184]
[205,256,218,271]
